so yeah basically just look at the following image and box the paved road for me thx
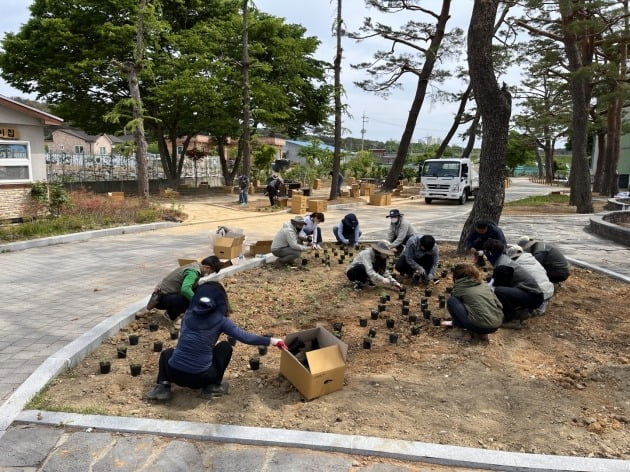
[0,178,628,471]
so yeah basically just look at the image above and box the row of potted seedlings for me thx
[98,320,180,376]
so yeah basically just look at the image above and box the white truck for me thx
[419,158,479,204]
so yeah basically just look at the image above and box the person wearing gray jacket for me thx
[271,216,312,264]
[347,241,402,291]
[517,236,570,283]
[395,234,439,283]
[483,239,544,329]
[386,209,416,252]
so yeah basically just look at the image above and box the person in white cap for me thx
[346,240,402,291]
[386,209,416,252]
[271,215,312,265]
[517,236,570,283]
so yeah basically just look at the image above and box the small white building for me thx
[0,96,63,220]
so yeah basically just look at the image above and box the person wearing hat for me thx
[507,244,554,315]
[271,215,313,264]
[395,234,439,283]
[386,209,416,252]
[517,236,570,283]
[147,282,286,401]
[346,240,402,291]
[483,238,545,329]
[332,213,362,248]
[147,256,223,322]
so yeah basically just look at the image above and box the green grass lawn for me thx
[506,193,570,206]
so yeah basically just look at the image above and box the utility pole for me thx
[360,112,368,151]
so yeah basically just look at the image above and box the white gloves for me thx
[269,337,283,346]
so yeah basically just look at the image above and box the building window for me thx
[74,145,84,154]
[59,144,64,151]
[0,141,31,183]
[99,146,107,155]
[177,145,183,155]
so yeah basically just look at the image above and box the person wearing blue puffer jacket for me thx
[332,213,361,248]
[146,282,286,402]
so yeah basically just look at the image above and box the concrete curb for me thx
[14,411,629,472]
[0,222,176,252]
[565,256,630,283]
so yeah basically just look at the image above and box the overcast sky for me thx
[0,1,521,144]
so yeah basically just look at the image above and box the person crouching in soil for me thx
[444,263,503,342]
[346,240,402,291]
[147,282,286,401]
[146,256,223,322]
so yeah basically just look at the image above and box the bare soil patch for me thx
[36,245,629,460]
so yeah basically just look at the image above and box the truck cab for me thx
[419,158,479,204]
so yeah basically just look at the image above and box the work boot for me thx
[147,383,171,401]
[200,382,229,399]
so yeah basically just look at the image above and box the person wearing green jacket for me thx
[446,263,503,341]
[147,256,223,321]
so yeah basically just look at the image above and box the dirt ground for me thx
[35,244,629,460]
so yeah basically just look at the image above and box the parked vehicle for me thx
[419,158,479,204]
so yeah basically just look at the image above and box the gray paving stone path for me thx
[0,178,628,471]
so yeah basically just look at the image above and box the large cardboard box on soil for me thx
[280,327,348,400]
[251,240,272,255]
[213,235,245,259]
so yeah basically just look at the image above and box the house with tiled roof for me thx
[49,128,134,156]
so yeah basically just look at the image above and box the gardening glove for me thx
[270,337,288,350]
[389,279,402,290]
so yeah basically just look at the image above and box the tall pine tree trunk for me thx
[330,0,343,200]
[383,0,451,191]
[458,0,511,253]
[241,0,251,177]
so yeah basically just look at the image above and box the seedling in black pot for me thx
[401,306,410,316]
[99,360,111,374]
[359,317,368,327]
[368,327,377,338]
[424,288,433,297]
[370,309,379,320]
[249,357,260,371]
[389,333,399,344]
[333,322,343,332]
[378,303,386,312]
[386,318,395,329]
[129,334,139,345]
[130,363,142,376]
[411,325,421,335]
[153,341,163,352]
[170,329,179,340]
[432,317,442,326]
[117,345,127,359]
[258,345,268,356]
[227,335,237,346]
[363,337,373,349]
[408,314,418,324]
[149,322,159,332]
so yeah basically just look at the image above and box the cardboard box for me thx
[278,197,289,208]
[251,240,272,255]
[213,235,245,259]
[307,199,327,212]
[280,327,348,400]
[350,188,361,198]
[369,193,392,206]
[107,191,125,201]
[312,178,321,190]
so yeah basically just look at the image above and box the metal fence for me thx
[45,152,224,186]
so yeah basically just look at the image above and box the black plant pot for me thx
[446,286,453,294]
[408,314,418,324]
[227,335,237,346]
[153,341,163,352]
[432,317,442,326]
[378,303,386,313]
[389,333,399,344]
[170,329,179,340]
[363,337,372,349]
[359,317,368,327]
[401,306,410,317]
[386,318,395,329]
[149,322,159,332]
[423,310,432,320]
[129,334,139,345]
[302,258,308,266]
[117,346,127,359]
[379,295,387,304]
[249,357,260,371]
[315,252,319,258]
[421,297,428,303]
[370,309,379,320]
[368,327,377,338]
[398,292,406,300]
[338,259,344,264]
[130,364,142,376]
[420,302,429,311]
[439,299,446,309]
[99,361,111,374]
[424,288,433,297]
[385,294,391,301]
[402,299,410,307]
[333,322,343,332]
[411,325,421,335]
[258,345,268,356]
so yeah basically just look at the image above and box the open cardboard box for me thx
[213,235,245,259]
[251,240,272,255]
[280,327,348,400]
